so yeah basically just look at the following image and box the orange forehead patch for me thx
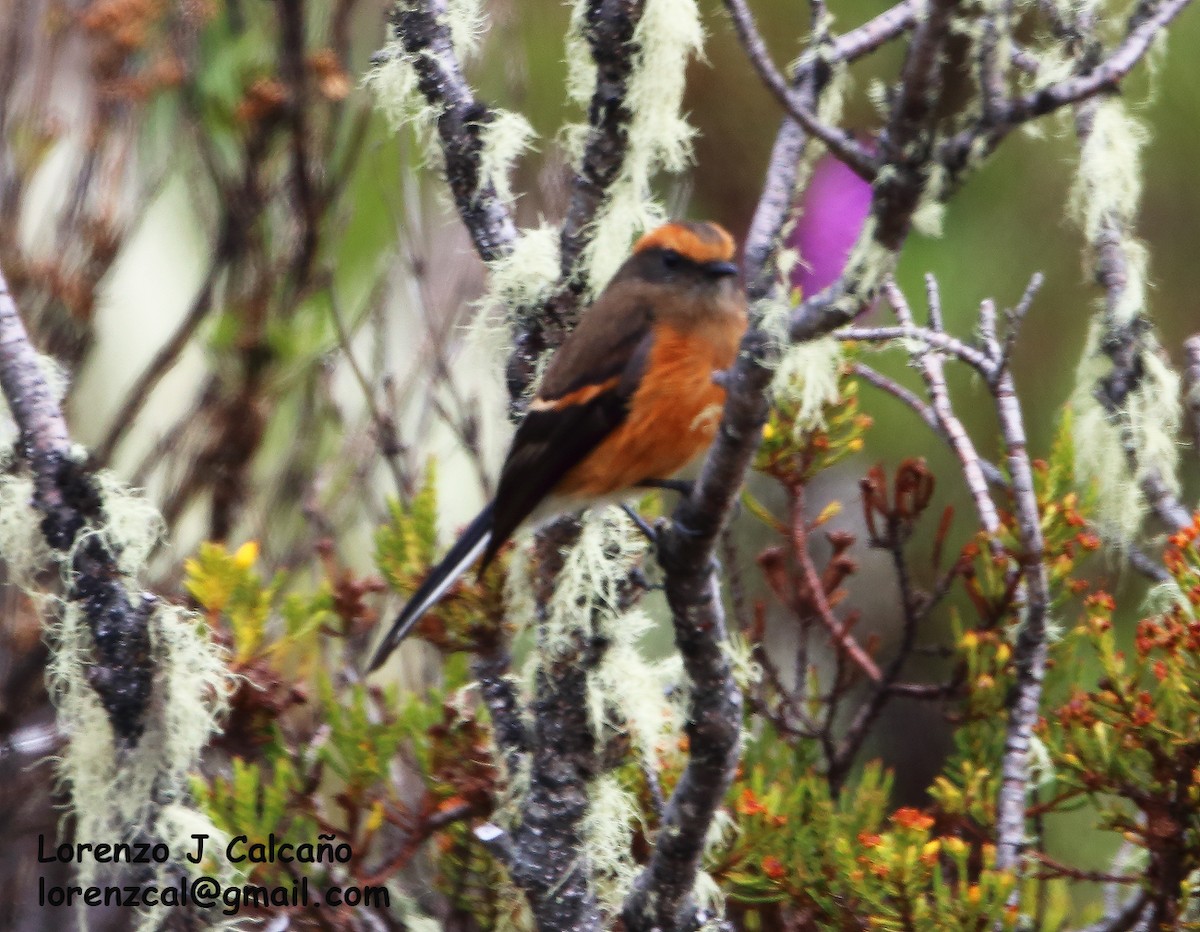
[634,221,736,265]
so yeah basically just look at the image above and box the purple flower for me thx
[788,153,873,298]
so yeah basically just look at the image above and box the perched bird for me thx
[368,220,747,671]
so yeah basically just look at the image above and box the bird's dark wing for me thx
[479,293,656,570]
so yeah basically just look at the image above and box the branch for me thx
[857,274,1050,875]
[742,72,820,303]
[503,517,602,932]
[839,324,996,379]
[388,0,517,263]
[93,245,223,465]
[826,0,918,63]
[790,0,962,341]
[877,279,1004,545]
[0,264,153,744]
[1066,26,1190,535]
[722,0,878,181]
[622,330,773,932]
[1071,888,1150,932]
[850,361,1007,488]
[473,645,529,778]
[1001,0,1192,124]
[741,0,916,301]
[556,0,646,283]
[512,0,647,397]
[992,317,1051,875]
[792,484,882,683]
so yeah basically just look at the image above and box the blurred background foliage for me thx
[1,0,1199,928]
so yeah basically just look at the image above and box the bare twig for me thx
[839,325,996,379]
[722,0,878,180]
[93,236,226,464]
[329,287,408,498]
[790,0,962,341]
[992,315,1051,874]
[880,279,1003,545]
[792,484,882,683]
[851,361,1008,488]
[827,0,918,62]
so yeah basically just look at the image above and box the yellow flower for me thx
[233,540,260,569]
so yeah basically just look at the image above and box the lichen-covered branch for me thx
[1002,0,1192,124]
[557,0,646,285]
[512,0,648,396]
[501,518,602,932]
[622,330,773,932]
[388,0,518,264]
[1060,1,1190,539]
[0,264,152,744]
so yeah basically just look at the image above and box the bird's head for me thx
[615,221,742,310]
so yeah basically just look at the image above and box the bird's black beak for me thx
[704,260,740,278]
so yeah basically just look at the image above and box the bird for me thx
[368,220,748,672]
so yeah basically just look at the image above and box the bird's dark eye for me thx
[662,249,681,269]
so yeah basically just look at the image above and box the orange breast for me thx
[557,318,743,499]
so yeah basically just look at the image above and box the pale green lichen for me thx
[720,630,761,693]
[466,223,562,380]
[912,162,948,238]
[482,222,562,317]
[0,470,55,592]
[589,606,685,757]
[368,0,533,209]
[761,307,844,437]
[582,772,640,917]
[479,110,537,209]
[543,507,647,657]
[0,463,232,932]
[1070,100,1150,327]
[1067,96,1183,540]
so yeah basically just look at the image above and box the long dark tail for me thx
[367,502,495,672]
